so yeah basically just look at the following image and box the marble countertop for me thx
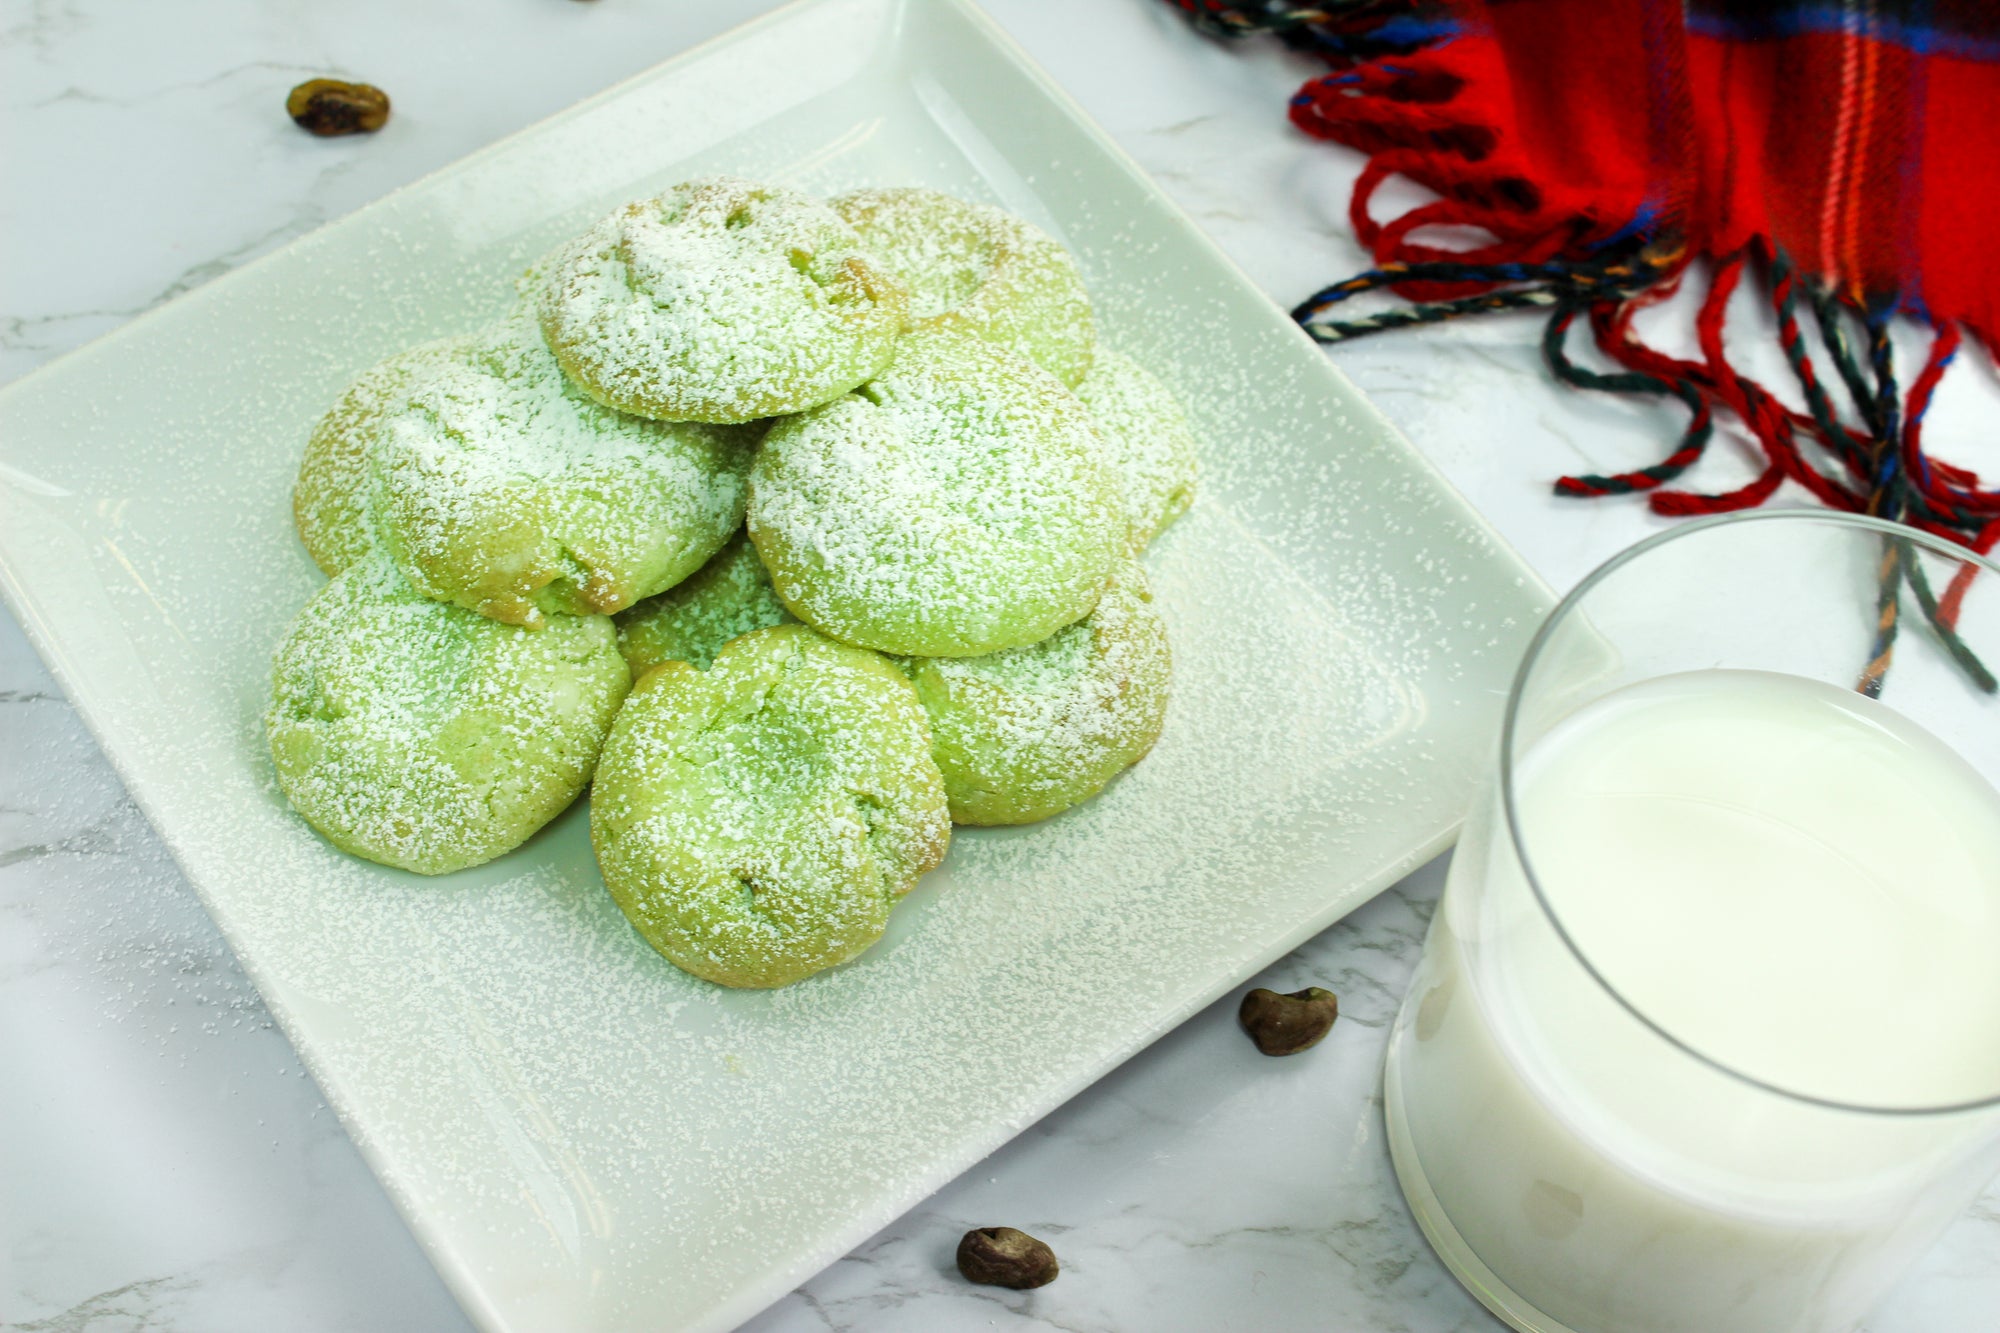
[3,1,1996,1329]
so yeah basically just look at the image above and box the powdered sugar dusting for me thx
[591,625,950,989]
[287,497,1435,1324]
[265,555,631,875]
[615,529,795,675]
[537,177,907,424]
[748,329,1121,657]
[833,186,1096,387]
[898,556,1171,825]
[366,310,755,626]
[1075,347,1201,551]
[294,355,412,577]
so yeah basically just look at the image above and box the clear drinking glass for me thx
[1384,510,2000,1333]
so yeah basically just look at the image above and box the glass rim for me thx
[1499,508,2000,1118]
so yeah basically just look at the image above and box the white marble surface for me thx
[3,1,1997,1330]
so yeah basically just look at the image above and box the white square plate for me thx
[0,1,1548,1328]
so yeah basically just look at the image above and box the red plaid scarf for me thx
[1170,0,2000,572]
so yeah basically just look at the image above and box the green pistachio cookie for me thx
[897,559,1171,825]
[748,329,1122,658]
[1072,348,1200,551]
[267,555,631,875]
[294,352,414,578]
[832,187,1095,387]
[615,529,794,676]
[591,624,950,989]
[536,177,909,424]
[293,313,755,628]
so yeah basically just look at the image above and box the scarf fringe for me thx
[1174,0,2000,691]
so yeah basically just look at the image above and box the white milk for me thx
[1388,669,2000,1333]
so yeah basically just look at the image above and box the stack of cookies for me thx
[269,178,1199,988]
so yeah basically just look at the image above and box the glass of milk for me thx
[1384,509,2000,1333]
